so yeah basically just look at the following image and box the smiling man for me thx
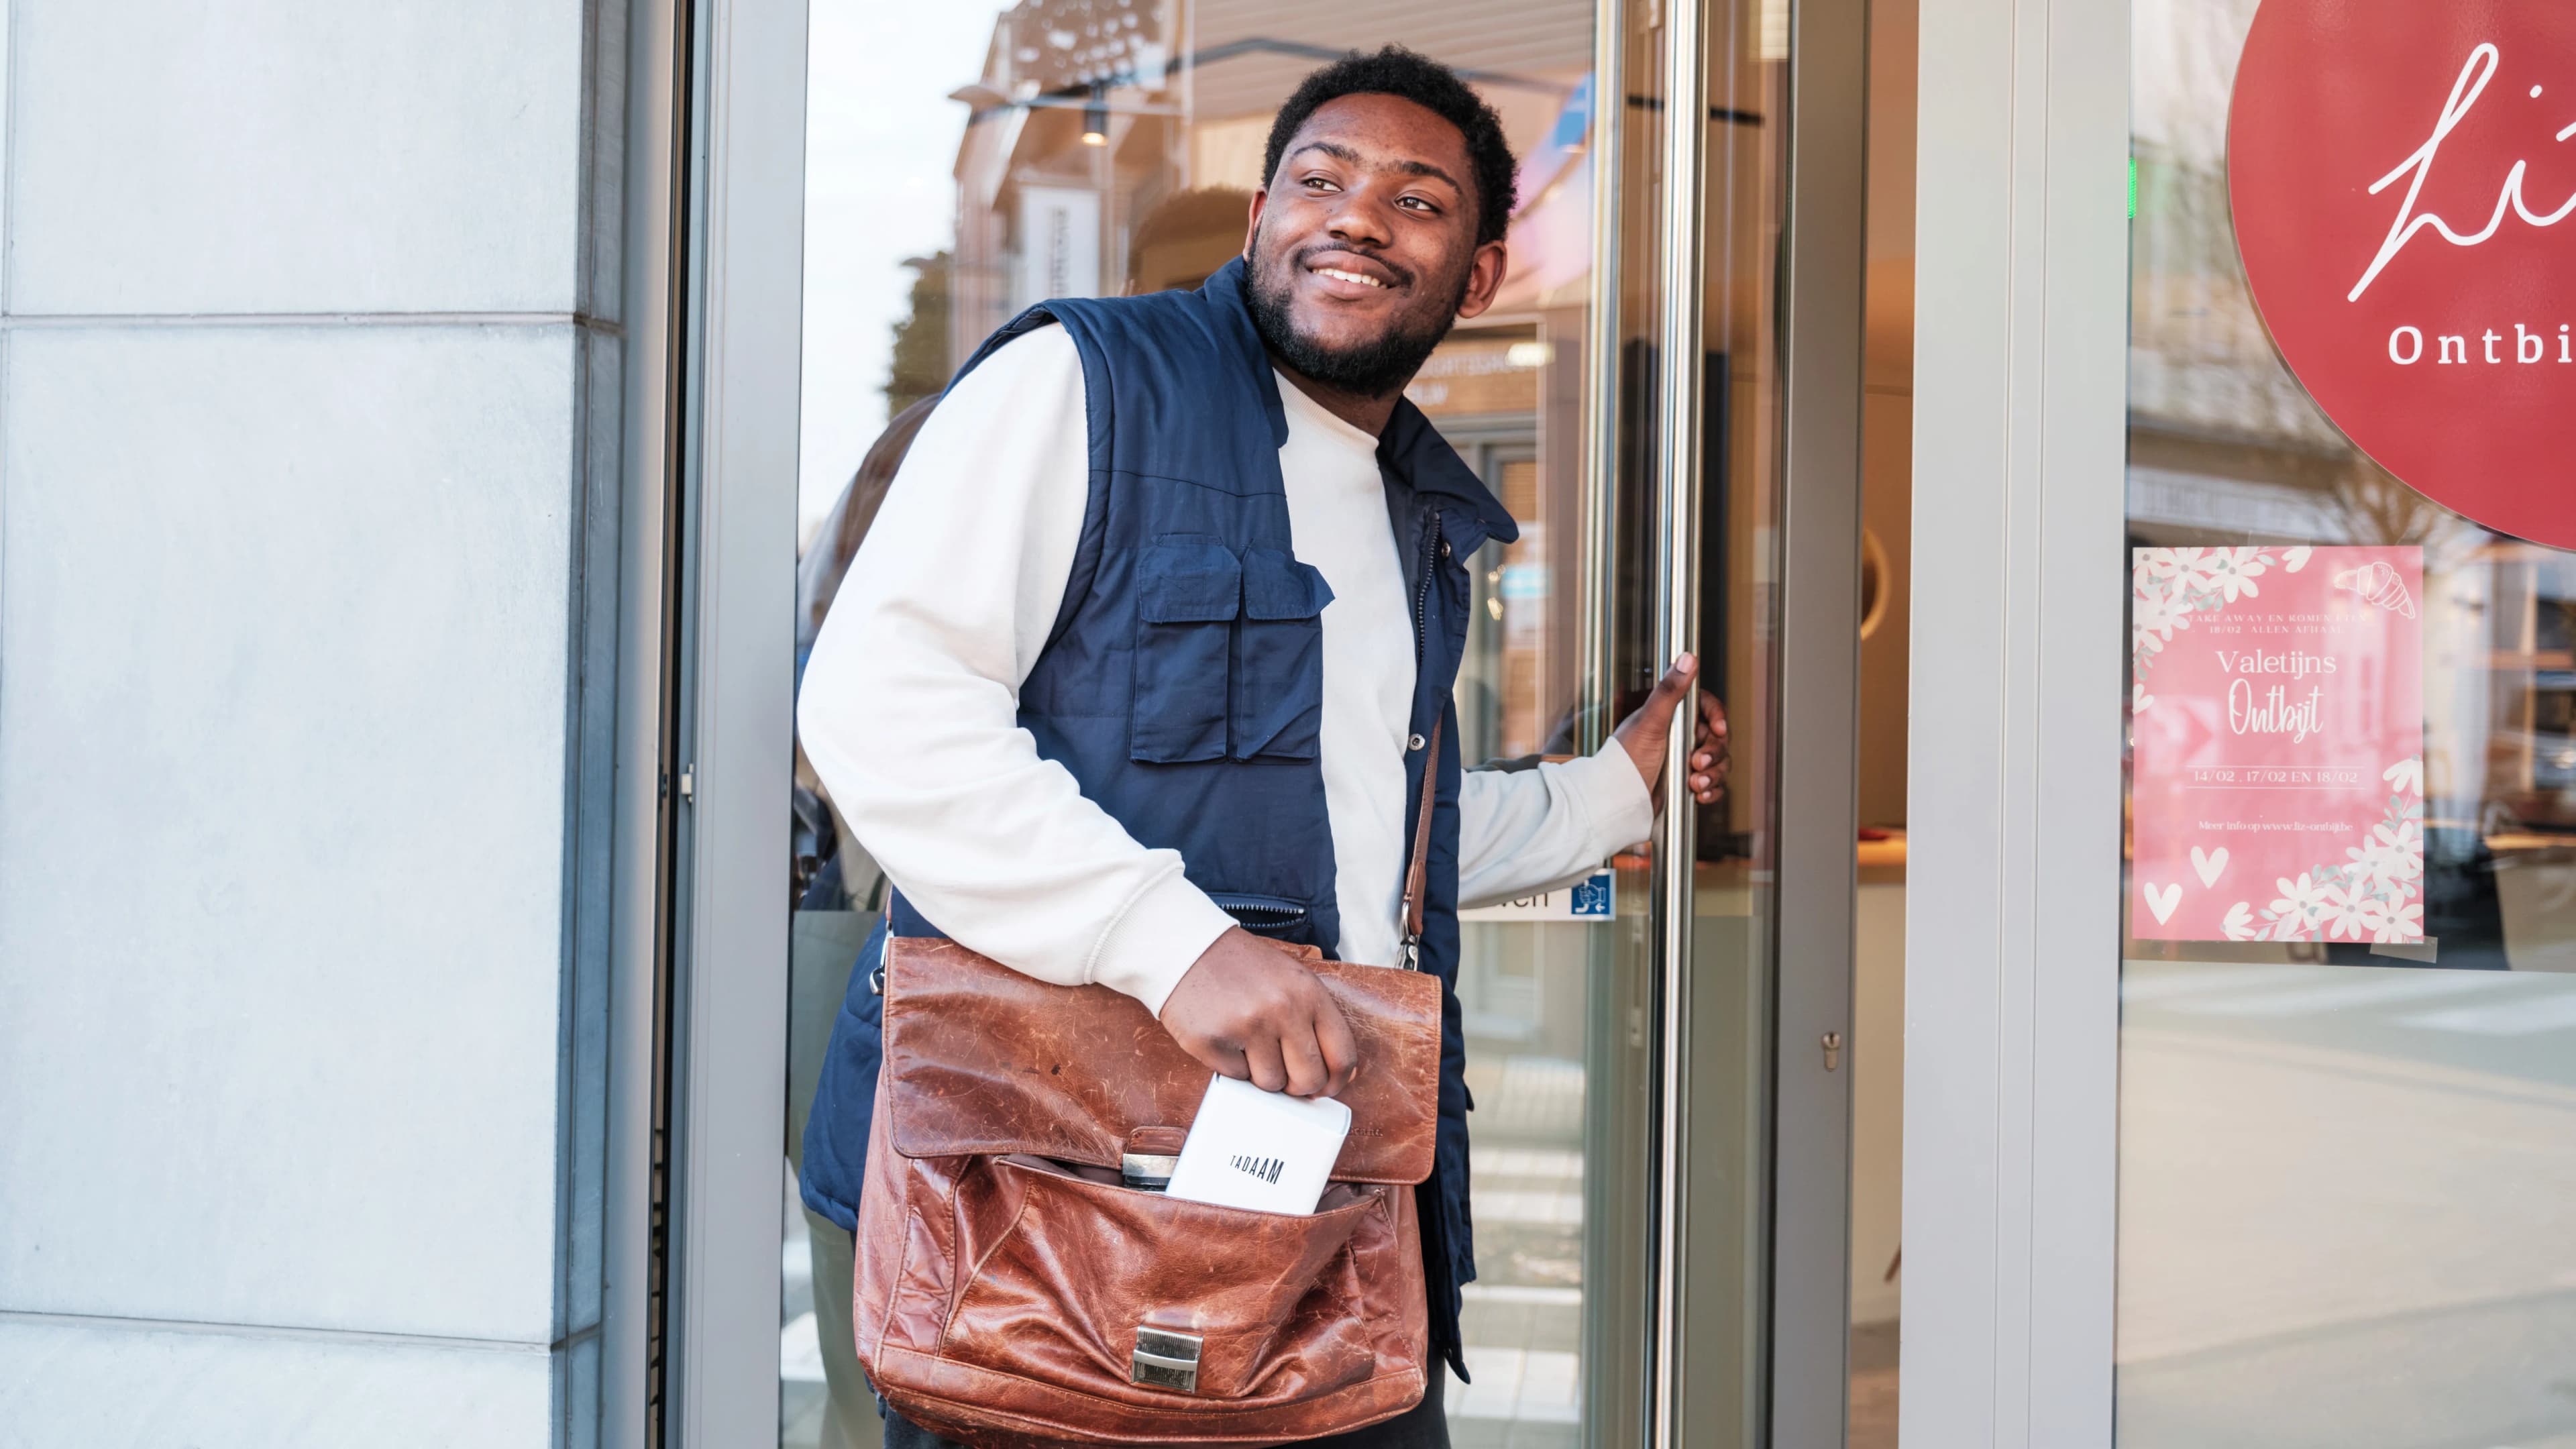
[797,48,1725,1447]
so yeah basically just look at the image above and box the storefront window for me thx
[2121,2,2576,1443]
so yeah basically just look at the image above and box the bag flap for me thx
[881,935,1440,1185]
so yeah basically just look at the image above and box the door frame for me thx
[1644,1,1872,1442]
[1767,0,1872,1440]
[1901,0,2129,1444]
[637,0,810,1442]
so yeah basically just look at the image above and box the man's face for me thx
[1242,93,1509,399]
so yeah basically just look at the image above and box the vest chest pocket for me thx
[1132,539,1241,763]
[1233,548,1334,762]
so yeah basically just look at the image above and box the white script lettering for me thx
[2228,678,2325,744]
[2349,43,2576,302]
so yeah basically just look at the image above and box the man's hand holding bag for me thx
[853,936,1441,1446]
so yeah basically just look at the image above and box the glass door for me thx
[757,1,1843,1444]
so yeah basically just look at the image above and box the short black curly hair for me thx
[1260,46,1520,247]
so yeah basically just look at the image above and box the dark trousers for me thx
[880,1366,1450,1448]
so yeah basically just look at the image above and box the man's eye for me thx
[1303,176,1340,193]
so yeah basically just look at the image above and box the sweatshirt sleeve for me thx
[1454,745,1656,909]
[794,325,1235,1014]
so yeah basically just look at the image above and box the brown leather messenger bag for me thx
[852,724,1448,1447]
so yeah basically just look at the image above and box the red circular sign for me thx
[2231,0,2576,548]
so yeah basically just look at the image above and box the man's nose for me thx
[1322,182,1396,249]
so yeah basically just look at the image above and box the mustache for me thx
[1293,243,1416,292]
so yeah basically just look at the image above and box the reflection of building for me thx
[945,3,1592,341]
[940,1,1599,767]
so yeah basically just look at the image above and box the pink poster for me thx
[2130,545,2425,943]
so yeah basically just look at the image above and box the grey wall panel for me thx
[8,0,590,316]
[557,321,627,1350]
[0,1320,552,1447]
[0,5,635,1444]
[0,324,583,1343]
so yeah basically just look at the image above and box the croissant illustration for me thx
[2331,560,2416,618]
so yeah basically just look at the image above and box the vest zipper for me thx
[1400,511,1444,971]
[1412,511,1441,666]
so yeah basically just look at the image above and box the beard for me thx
[1244,236,1474,400]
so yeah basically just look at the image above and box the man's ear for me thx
[1452,240,1511,321]
[1241,189,1268,260]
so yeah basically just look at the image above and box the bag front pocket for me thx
[942,1156,1384,1403]
[1132,539,1242,763]
[1233,548,1333,761]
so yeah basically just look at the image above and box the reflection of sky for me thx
[2131,0,2257,163]
[799,3,1007,545]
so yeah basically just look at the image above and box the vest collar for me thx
[1379,401,1519,545]
[1203,259,1294,451]
[1203,257,1520,547]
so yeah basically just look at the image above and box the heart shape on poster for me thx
[2144,881,2183,924]
[2191,845,2230,888]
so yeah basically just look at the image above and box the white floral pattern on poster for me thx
[2131,544,2312,714]
[2214,755,2426,944]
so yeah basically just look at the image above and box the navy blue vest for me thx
[799,258,1513,1373]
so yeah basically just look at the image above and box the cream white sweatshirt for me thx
[797,324,1652,1014]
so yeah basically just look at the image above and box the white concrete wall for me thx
[0,3,627,1445]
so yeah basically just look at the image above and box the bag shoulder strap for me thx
[1397,716,1443,971]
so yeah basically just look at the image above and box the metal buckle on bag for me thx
[1118,1153,1179,1192]
[1397,931,1421,971]
[1130,1328,1203,1393]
